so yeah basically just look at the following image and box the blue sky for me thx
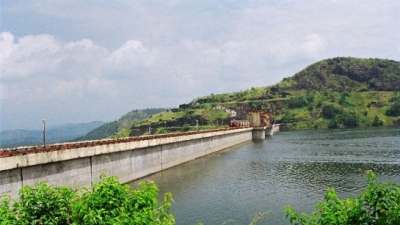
[1,0,399,131]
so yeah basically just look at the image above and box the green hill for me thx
[111,57,400,137]
[266,57,400,129]
[281,57,400,92]
[75,108,165,140]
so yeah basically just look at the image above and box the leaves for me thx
[0,176,174,225]
[285,171,400,225]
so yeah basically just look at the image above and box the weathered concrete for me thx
[252,127,266,139]
[0,128,252,199]
[265,124,280,136]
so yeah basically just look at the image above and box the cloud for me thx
[0,32,61,81]
[1,0,399,130]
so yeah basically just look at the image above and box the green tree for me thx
[341,111,359,127]
[385,101,400,117]
[287,96,308,109]
[321,104,343,119]
[372,116,384,126]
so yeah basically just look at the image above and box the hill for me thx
[74,108,165,140]
[114,57,400,136]
[0,121,104,148]
[280,57,400,92]
[69,57,400,139]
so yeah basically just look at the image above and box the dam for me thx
[0,128,254,199]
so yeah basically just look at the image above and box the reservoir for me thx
[128,127,400,225]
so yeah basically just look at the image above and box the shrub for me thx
[285,171,400,225]
[341,111,359,127]
[321,104,343,119]
[385,101,400,117]
[372,116,384,126]
[11,182,76,225]
[0,176,174,225]
[288,96,309,109]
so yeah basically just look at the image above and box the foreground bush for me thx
[285,171,400,225]
[0,176,174,225]
[2,172,399,225]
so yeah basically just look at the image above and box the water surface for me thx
[129,127,400,225]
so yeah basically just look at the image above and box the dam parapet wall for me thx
[0,128,252,199]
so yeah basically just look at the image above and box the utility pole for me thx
[148,120,151,135]
[42,119,46,148]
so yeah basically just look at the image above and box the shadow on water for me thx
[128,126,400,225]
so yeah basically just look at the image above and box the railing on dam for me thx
[0,127,249,158]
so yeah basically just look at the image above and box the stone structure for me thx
[0,128,252,199]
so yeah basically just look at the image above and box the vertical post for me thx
[148,120,151,135]
[42,119,46,148]
[196,119,199,131]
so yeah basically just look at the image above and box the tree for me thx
[321,104,343,119]
[287,96,308,109]
[385,101,400,117]
[372,116,383,126]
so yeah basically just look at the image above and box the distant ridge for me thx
[74,108,166,141]
[0,121,104,148]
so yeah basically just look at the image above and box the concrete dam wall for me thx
[0,128,252,199]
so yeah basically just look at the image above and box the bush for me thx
[321,104,343,119]
[385,101,400,117]
[288,96,309,109]
[0,176,174,225]
[372,116,384,126]
[11,182,77,225]
[341,111,359,127]
[285,171,400,225]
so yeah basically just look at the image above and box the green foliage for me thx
[285,171,400,225]
[76,108,165,141]
[0,176,174,225]
[338,91,352,106]
[287,96,309,109]
[328,115,341,129]
[5,182,77,225]
[180,124,191,132]
[72,58,400,136]
[280,111,297,123]
[321,104,343,119]
[372,116,384,126]
[385,100,400,117]
[0,195,15,224]
[287,57,400,92]
[341,111,359,127]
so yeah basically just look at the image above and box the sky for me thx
[1,0,399,131]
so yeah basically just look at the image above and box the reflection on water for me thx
[128,127,400,225]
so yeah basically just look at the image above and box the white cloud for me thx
[0,33,61,80]
[1,0,399,130]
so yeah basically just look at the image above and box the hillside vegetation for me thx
[106,57,400,137]
[75,108,165,140]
